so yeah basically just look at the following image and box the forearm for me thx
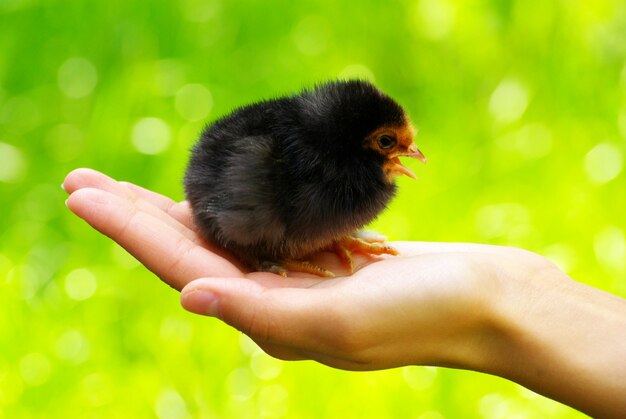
[482,268,626,418]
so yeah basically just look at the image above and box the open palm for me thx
[63,168,555,370]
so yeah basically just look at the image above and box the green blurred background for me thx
[1,0,625,417]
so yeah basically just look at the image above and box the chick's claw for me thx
[332,234,400,273]
[260,260,336,278]
[333,241,355,274]
[282,260,336,278]
[263,263,288,277]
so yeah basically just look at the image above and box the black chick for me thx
[184,79,425,277]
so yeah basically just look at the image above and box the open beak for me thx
[388,144,427,180]
[404,144,427,164]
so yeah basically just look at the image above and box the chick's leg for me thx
[256,231,396,278]
[281,260,336,278]
[259,260,335,278]
[332,233,399,273]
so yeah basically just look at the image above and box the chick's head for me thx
[302,80,426,183]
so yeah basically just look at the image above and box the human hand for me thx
[63,168,556,370]
[63,168,246,290]
[65,168,626,417]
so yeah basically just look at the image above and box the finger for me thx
[118,181,196,231]
[118,181,240,261]
[67,188,242,290]
[64,168,198,242]
[180,277,341,351]
[117,180,178,208]
[63,168,132,195]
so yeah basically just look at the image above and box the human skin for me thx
[63,168,626,418]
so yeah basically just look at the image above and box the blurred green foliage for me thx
[1,0,625,417]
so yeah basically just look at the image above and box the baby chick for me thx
[184,80,425,277]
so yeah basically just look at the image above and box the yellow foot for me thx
[332,233,399,273]
[262,260,336,278]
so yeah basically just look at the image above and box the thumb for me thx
[180,277,256,320]
[180,277,332,347]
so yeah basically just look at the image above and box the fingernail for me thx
[181,289,219,317]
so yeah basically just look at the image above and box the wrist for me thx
[476,260,572,377]
[473,253,626,417]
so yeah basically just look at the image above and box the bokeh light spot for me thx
[175,84,213,122]
[250,351,282,380]
[64,268,97,301]
[403,366,438,391]
[489,79,529,125]
[227,368,257,401]
[496,123,553,159]
[0,142,26,182]
[154,388,191,419]
[131,117,172,155]
[58,57,98,98]
[414,0,456,40]
[10,264,40,300]
[19,353,52,386]
[239,334,260,355]
[584,142,623,183]
[55,330,90,363]
[479,393,510,419]
[594,226,626,272]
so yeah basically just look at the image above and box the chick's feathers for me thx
[184,80,410,271]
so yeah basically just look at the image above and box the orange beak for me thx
[388,144,427,179]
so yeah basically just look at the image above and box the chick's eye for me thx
[377,135,397,150]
